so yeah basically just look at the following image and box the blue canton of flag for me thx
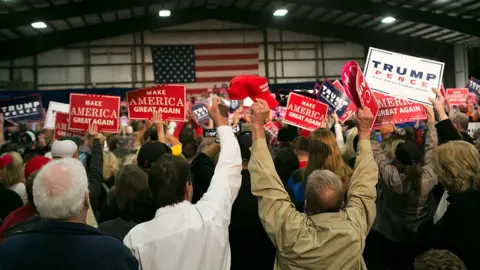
[151,45,196,84]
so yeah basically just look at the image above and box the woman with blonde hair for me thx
[0,152,26,204]
[288,127,352,211]
[103,151,119,189]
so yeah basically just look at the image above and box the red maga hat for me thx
[228,75,279,109]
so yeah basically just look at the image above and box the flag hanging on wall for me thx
[151,44,259,93]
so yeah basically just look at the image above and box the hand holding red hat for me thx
[251,99,270,128]
[205,96,229,127]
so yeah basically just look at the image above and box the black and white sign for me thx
[0,94,44,124]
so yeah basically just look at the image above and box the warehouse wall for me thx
[0,19,365,90]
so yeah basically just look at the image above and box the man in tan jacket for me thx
[248,99,378,269]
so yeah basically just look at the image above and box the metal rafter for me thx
[0,7,210,61]
[285,0,480,37]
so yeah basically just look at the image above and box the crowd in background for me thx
[0,88,478,270]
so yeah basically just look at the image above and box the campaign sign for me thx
[54,112,85,140]
[318,80,351,116]
[332,80,357,123]
[364,47,444,106]
[68,94,120,133]
[446,88,469,107]
[0,94,44,124]
[467,77,480,96]
[374,92,427,126]
[467,122,480,137]
[356,70,380,130]
[276,90,291,107]
[191,103,210,124]
[341,61,361,107]
[44,101,69,129]
[283,93,328,131]
[127,85,186,121]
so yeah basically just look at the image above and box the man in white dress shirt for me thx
[124,97,242,270]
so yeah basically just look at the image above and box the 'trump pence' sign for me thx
[0,94,44,124]
[332,80,357,123]
[127,85,186,121]
[68,94,120,133]
[283,93,329,131]
[318,80,352,117]
[364,47,444,106]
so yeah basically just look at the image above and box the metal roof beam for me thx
[0,7,209,61]
[285,0,480,37]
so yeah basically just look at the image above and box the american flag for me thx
[151,44,259,94]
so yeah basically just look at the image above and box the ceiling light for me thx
[159,10,171,17]
[381,16,396,24]
[31,22,47,29]
[273,9,288,17]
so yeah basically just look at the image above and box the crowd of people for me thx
[0,88,477,270]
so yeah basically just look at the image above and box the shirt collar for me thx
[155,200,191,217]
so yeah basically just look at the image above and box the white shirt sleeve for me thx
[334,123,345,150]
[196,125,242,222]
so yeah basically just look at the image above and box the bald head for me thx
[305,170,344,215]
[33,158,89,220]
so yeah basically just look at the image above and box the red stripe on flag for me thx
[195,64,258,72]
[196,76,237,83]
[195,54,259,61]
[195,44,259,50]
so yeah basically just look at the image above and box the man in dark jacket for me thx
[0,157,137,270]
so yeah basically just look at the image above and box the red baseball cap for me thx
[228,75,279,109]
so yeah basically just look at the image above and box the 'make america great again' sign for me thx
[68,94,120,133]
[127,85,186,121]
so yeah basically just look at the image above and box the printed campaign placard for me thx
[191,103,210,124]
[341,61,361,107]
[283,93,329,131]
[332,80,357,123]
[364,47,444,106]
[127,85,186,121]
[446,88,469,107]
[356,70,380,130]
[0,94,44,124]
[374,92,427,126]
[467,122,480,137]
[54,112,85,140]
[68,94,120,133]
[44,101,69,129]
[467,77,480,96]
[318,80,352,117]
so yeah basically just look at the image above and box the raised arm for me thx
[196,97,242,221]
[429,88,462,143]
[344,108,378,235]
[420,107,439,193]
[370,139,402,191]
[86,124,104,216]
[248,99,306,251]
[332,112,345,149]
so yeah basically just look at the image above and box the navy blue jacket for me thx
[0,220,138,270]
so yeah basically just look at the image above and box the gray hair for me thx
[33,158,88,220]
[305,169,344,214]
[452,112,469,130]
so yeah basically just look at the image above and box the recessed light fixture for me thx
[381,16,396,24]
[31,21,47,29]
[159,10,171,17]
[273,9,288,17]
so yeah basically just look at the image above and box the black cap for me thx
[137,141,172,169]
[395,141,422,165]
[237,132,252,162]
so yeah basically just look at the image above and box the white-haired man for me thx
[0,158,138,270]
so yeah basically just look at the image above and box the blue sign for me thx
[0,94,44,124]
[467,77,480,96]
[191,103,210,124]
[318,80,351,117]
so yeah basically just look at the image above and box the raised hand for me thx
[355,107,374,139]
[251,99,270,127]
[332,111,339,124]
[88,123,99,138]
[428,88,448,120]
[205,96,228,127]
[153,110,164,128]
